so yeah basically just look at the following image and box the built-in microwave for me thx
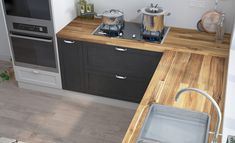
[3,0,51,20]
[3,0,54,37]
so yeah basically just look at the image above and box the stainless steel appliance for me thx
[93,21,170,44]
[138,4,170,41]
[2,0,57,72]
[93,8,170,43]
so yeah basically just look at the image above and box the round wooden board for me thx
[201,10,221,33]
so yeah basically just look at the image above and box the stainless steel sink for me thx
[137,104,210,143]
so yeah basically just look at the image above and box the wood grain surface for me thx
[122,51,228,143]
[57,17,230,58]
[0,80,135,143]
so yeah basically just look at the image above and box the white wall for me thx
[90,0,235,33]
[223,19,235,142]
[51,0,77,33]
[0,0,10,61]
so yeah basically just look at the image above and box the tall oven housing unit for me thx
[1,0,76,89]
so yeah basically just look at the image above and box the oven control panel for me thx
[13,23,48,33]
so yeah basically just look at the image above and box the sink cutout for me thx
[137,104,210,143]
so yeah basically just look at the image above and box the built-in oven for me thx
[3,0,58,72]
[9,32,56,71]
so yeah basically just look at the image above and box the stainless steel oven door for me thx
[9,33,57,72]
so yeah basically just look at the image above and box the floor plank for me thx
[0,80,135,143]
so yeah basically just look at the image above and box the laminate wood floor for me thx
[0,80,135,143]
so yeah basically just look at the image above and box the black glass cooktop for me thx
[92,22,170,44]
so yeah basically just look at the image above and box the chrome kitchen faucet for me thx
[175,88,222,143]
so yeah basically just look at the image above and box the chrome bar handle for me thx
[9,34,52,43]
[115,47,127,52]
[32,70,40,74]
[115,75,127,80]
[64,40,75,44]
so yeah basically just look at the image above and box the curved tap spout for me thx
[175,88,221,143]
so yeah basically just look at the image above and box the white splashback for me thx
[51,0,77,33]
[89,0,235,33]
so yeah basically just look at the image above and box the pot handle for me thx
[137,8,171,16]
[110,9,117,13]
[137,9,142,13]
[96,13,102,18]
[110,9,124,14]
[165,12,171,16]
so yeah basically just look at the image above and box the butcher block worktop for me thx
[122,51,227,143]
[57,17,230,57]
[57,17,231,143]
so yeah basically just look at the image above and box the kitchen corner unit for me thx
[56,17,231,143]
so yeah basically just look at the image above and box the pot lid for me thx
[102,9,124,18]
[140,4,166,16]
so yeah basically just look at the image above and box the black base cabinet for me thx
[58,38,163,103]
[58,38,85,92]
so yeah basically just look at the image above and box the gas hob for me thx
[92,22,170,44]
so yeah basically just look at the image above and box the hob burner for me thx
[142,30,164,42]
[99,23,123,37]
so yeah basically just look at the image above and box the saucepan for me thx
[97,9,124,26]
[138,4,170,33]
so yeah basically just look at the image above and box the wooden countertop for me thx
[122,51,227,143]
[57,17,230,58]
[57,17,231,143]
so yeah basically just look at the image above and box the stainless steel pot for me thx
[97,9,124,26]
[138,4,170,33]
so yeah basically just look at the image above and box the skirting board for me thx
[18,82,138,110]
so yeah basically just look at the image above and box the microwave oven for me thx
[3,0,51,20]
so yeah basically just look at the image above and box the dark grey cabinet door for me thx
[58,38,84,92]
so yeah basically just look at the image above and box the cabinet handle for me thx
[32,70,40,74]
[115,47,127,52]
[64,40,75,44]
[115,75,127,80]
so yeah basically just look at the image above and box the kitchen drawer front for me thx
[83,42,162,78]
[85,71,149,103]
[14,66,61,89]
